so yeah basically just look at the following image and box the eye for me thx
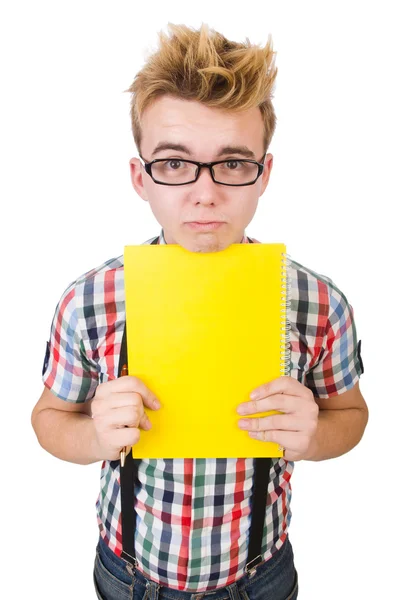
[224,160,244,169]
[164,159,185,170]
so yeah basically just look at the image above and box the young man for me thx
[31,23,367,600]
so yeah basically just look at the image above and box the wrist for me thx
[87,416,107,464]
[301,429,320,461]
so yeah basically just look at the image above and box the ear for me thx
[129,158,149,201]
[259,153,273,196]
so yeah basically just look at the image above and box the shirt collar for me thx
[158,228,250,244]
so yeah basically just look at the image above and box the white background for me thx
[1,1,395,598]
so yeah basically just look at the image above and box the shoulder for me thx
[66,235,160,311]
[290,258,351,306]
[289,257,336,290]
[249,239,349,327]
[289,258,356,338]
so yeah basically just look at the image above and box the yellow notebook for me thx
[124,242,289,459]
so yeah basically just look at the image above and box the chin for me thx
[182,232,231,254]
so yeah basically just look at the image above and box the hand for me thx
[90,376,161,461]
[236,376,319,461]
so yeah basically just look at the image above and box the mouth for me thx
[185,221,225,231]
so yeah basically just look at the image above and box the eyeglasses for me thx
[139,153,267,186]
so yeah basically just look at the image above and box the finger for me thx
[239,414,304,432]
[105,390,160,412]
[120,376,161,410]
[108,391,145,410]
[103,376,161,409]
[250,375,306,401]
[139,411,153,430]
[237,393,296,416]
[105,406,153,431]
[248,430,303,452]
[109,427,141,449]
[94,405,142,429]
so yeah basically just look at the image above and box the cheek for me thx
[148,191,182,223]
[234,192,259,217]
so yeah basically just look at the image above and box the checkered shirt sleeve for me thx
[42,281,99,402]
[304,276,364,398]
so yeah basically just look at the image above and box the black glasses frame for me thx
[138,153,267,186]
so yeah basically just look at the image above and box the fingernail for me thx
[153,399,161,409]
[250,391,260,400]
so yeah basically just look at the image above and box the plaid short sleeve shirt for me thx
[42,230,364,592]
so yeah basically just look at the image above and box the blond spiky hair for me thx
[126,23,278,154]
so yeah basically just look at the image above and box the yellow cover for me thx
[124,242,286,459]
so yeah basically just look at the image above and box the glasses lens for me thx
[151,160,198,184]
[150,159,259,185]
[213,160,259,184]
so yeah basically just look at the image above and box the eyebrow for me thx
[151,142,256,160]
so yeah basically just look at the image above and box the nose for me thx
[190,165,220,202]
[196,164,215,182]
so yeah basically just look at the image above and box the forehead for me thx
[140,95,264,157]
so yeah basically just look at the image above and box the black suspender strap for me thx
[119,237,159,563]
[119,235,272,575]
[118,320,138,564]
[245,457,271,574]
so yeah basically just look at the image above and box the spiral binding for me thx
[280,252,292,376]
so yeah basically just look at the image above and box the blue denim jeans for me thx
[93,535,298,600]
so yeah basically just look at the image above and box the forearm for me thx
[303,407,369,462]
[32,409,102,465]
